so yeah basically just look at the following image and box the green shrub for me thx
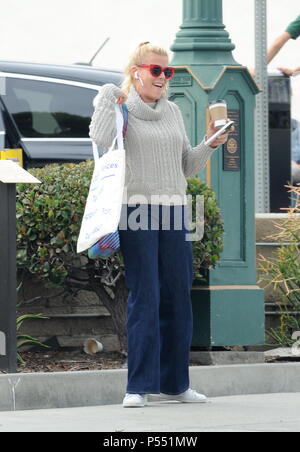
[17,162,93,286]
[17,314,49,364]
[187,178,224,282]
[258,185,300,346]
[16,162,224,352]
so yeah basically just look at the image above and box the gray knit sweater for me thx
[89,84,217,205]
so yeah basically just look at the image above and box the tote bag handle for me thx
[92,104,125,161]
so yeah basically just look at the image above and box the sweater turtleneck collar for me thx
[126,85,167,121]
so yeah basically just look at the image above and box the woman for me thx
[89,42,232,408]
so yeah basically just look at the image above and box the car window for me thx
[3,78,98,138]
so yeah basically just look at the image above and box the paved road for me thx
[0,393,299,432]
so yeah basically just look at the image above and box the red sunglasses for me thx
[137,64,175,80]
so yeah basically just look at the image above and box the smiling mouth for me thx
[153,83,164,88]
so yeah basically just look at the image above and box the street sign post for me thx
[0,160,40,373]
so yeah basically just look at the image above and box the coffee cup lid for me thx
[209,99,226,105]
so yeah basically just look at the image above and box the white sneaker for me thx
[161,388,207,403]
[123,393,148,408]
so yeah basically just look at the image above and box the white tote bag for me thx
[77,104,126,253]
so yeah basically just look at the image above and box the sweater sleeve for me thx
[173,103,219,178]
[89,83,123,147]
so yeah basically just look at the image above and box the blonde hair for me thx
[121,42,170,95]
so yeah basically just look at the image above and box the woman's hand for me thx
[277,67,295,76]
[115,92,128,105]
[206,119,235,149]
[277,66,300,77]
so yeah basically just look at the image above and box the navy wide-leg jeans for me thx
[119,204,193,395]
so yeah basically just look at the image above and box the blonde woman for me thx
[89,42,232,408]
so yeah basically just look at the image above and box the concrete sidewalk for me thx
[1,363,300,412]
[0,393,299,432]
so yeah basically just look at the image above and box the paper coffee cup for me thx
[83,338,103,355]
[208,100,228,128]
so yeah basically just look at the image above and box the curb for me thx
[1,363,300,412]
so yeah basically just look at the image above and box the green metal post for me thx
[171,0,236,65]
[169,0,265,347]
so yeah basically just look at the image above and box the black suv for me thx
[0,61,123,168]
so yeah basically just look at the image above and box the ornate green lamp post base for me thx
[191,287,264,347]
[170,0,265,347]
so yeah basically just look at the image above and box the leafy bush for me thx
[258,185,300,346]
[16,162,224,352]
[187,178,224,282]
[17,314,49,363]
[17,162,93,286]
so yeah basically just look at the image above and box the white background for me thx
[1,0,300,117]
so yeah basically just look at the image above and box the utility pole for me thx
[254,0,270,212]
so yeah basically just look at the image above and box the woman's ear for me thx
[129,66,138,80]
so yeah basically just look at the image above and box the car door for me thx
[1,74,102,167]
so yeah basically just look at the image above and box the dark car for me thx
[0,60,123,168]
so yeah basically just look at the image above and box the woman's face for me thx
[131,52,170,103]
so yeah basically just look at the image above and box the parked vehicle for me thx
[0,60,123,168]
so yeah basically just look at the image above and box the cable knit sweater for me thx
[89,83,217,205]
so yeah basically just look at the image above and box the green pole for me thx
[169,0,265,348]
[171,0,236,65]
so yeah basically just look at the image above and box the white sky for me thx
[1,0,300,117]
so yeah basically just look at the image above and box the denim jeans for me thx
[118,204,193,395]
